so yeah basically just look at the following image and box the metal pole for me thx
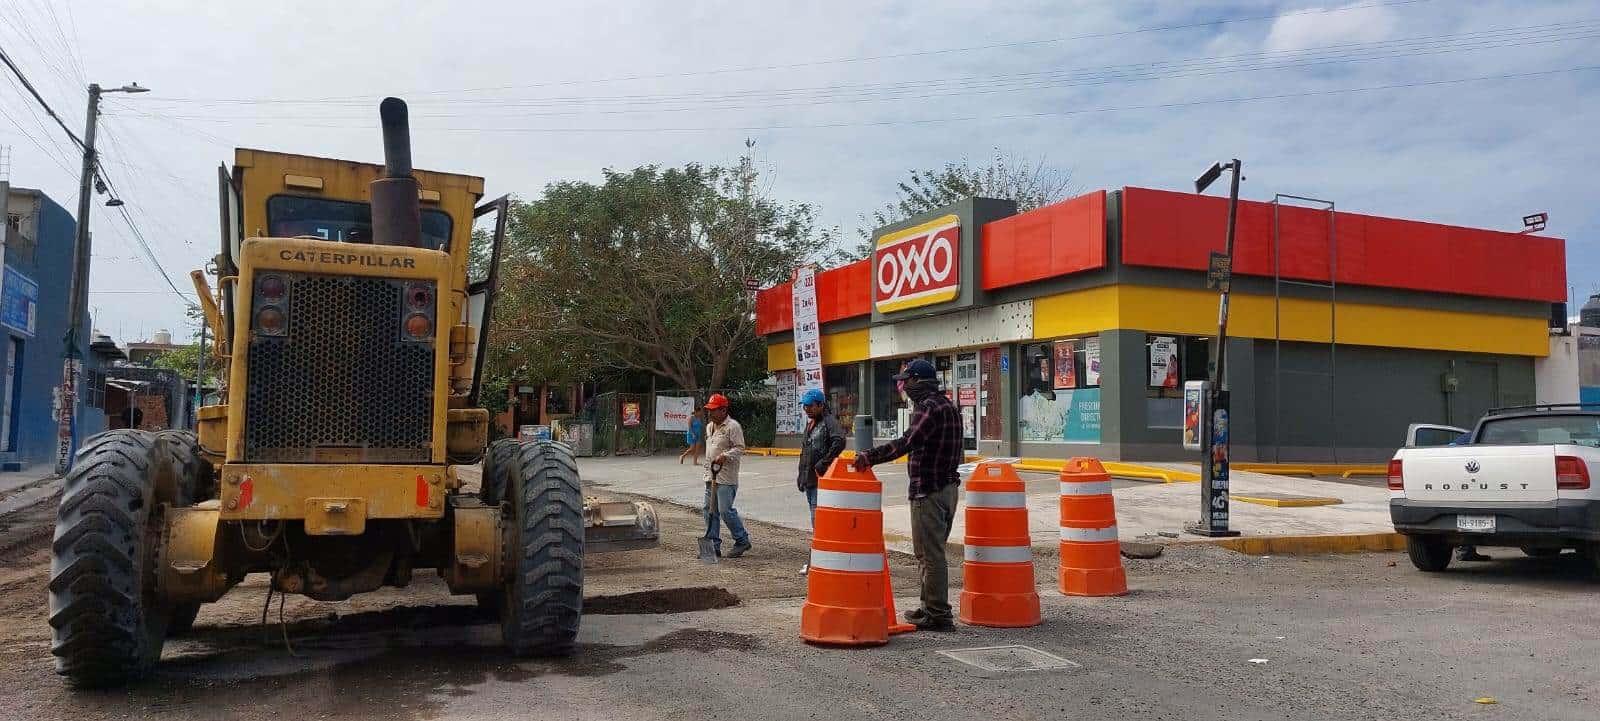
[195,318,206,424]
[56,84,101,473]
[1191,159,1242,538]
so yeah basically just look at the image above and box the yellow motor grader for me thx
[47,98,657,687]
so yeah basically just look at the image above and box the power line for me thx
[0,43,83,148]
[142,0,1441,103]
[128,22,1600,123]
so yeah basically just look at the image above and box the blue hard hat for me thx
[800,388,827,406]
[894,359,937,382]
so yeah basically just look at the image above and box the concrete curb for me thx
[1187,532,1406,555]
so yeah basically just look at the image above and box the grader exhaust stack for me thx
[370,96,422,248]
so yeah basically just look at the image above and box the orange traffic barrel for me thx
[958,461,1041,627]
[1058,457,1127,597]
[801,458,914,645]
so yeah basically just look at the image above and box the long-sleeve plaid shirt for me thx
[862,391,963,499]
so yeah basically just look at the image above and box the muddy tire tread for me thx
[503,440,584,657]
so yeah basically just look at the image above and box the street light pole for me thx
[1188,158,1243,538]
[57,82,148,473]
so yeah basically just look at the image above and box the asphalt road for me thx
[0,478,1595,720]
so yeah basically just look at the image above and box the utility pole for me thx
[1188,159,1243,538]
[194,319,206,428]
[57,82,148,473]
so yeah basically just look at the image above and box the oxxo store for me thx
[758,188,1566,463]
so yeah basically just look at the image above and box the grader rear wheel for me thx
[475,438,523,615]
[501,440,585,657]
[47,430,185,687]
[154,430,213,636]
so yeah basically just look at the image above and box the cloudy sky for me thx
[1,0,1595,342]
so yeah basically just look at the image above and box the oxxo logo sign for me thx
[874,214,961,314]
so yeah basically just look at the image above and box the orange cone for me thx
[1058,457,1128,597]
[959,461,1041,627]
[801,459,914,645]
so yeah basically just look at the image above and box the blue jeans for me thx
[703,482,750,552]
[804,486,818,528]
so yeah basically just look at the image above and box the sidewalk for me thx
[577,454,1396,554]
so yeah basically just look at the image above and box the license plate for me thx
[1456,515,1495,533]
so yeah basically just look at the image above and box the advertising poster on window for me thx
[1182,381,1206,451]
[1018,387,1101,443]
[1084,337,1102,386]
[1150,336,1179,388]
[1052,340,1077,389]
[654,395,695,432]
[961,405,976,439]
[774,370,800,434]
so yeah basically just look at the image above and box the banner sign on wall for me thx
[1150,336,1179,388]
[654,395,695,432]
[1018,387,1101,443]
[1052,340,1077,389]
[1,265,38,338]
[1084,337,1102,386]
[774,370,801,435]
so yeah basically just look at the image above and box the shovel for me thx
[697,461,726,564]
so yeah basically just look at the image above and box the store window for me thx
[1017,337,1102,443]
[872,358,909,438]
[824,364,859,435]
[1146,334,1210,427]
[980,347,1002,440]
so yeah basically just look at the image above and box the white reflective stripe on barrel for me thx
[1059,526,1119,542]
[964,544,1033,563]
[815,489,881,511]
[809,549,885,573]
[1059,480,1114,496]
[965,491,1027,508]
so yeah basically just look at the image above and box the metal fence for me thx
[584,389,775,457]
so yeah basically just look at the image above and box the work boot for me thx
[726,540,752,558]
[903,608,954,631]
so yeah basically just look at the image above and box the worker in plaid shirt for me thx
[852,358,963,630]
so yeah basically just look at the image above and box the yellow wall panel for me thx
[1031,285,1120,339]
[766,328,871,372]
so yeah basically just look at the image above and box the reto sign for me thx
[874,214,961,314]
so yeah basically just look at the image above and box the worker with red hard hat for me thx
[701,393,752,558]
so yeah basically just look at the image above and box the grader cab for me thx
[46,98,658,688]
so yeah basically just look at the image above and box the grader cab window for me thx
[266,195,453,250]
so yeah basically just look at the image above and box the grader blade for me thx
[583,498,660,553]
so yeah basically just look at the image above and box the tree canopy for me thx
[856,149,1074,256]
[487,157,834,391]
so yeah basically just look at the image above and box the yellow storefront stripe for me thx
[767,327,871,372]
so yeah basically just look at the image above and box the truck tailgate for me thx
[1401,445,1557,503]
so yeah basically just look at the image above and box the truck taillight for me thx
[1555,456,1590,490]
[1387,459,1404,490]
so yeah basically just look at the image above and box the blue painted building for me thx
[3,183,115,472]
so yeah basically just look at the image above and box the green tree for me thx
[855,149,1074,256]
[489,155,834,391]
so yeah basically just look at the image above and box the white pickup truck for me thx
[1389,405,1600,573]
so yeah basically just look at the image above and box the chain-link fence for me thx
[583,388,775,456]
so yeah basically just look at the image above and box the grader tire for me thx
[502,440,585,657]
[47,430,180,687]
[154,430,212,636]
[480,438,520,506]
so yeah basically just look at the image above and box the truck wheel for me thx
[1406,536,1453,572]
[155,430,212,636]
[480,438,520,506]
[48,430,183,687]
[501,440,584,657]
[1520,546,1561,558]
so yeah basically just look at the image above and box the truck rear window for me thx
[267,195,452,250]
[1477,414,1600,447]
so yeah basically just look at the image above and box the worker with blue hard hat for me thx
[796,386,845,575]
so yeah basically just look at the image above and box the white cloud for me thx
[1263,1,1399,52]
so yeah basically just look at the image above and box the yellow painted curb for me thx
[1104,462,1200,484]
[1232,464,1317,477]
[1198,532,1405,555]
[1229,462,1387,477]
[1233,494,1343,508]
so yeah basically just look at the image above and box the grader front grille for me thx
[244,273,435,463]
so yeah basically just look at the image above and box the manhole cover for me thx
[936,645,1080,672]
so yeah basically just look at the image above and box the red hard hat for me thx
[704,393,730,410]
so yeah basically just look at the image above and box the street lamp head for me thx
[105,198,124,207]
[115,83,149,94]
[1195,162,1225,194]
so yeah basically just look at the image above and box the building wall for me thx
[3,187,107,469]
[1535,332,1580,405]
